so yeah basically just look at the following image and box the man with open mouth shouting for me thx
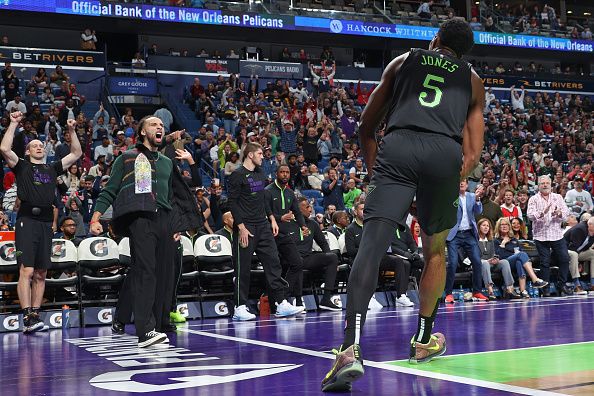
[90,116,200,348]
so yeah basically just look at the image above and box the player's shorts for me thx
[15,216,53,269]
[364,129,462,236]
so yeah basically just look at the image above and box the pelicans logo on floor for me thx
[89,364,302,392]
[66,335,301,392]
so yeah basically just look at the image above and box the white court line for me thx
[186,297,594,331]
[384,340,594,363]
[178,328,565,396]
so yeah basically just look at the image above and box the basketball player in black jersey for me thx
[322,19,485,391]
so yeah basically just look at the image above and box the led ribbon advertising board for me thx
[2,1,593,53]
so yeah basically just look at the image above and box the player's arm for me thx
[61,119,83,169]
[460,70,486,179]
[0,111,23,168]
[359,53,408,176]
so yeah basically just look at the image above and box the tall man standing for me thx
[527,175,573,296]
[322,19,484,391]
[228,142,304,321]
[265,164,310,306]
[0,112,81,333]
[90,116,198,347]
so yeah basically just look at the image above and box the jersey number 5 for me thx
[419,74,444,108]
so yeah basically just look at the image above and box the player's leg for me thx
[255,223,303,317]
[232,224,258,321]
[322,130,417,391]
[410,133,462,363]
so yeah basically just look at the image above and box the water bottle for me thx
[62,305,70,330]
[457,285,464,302]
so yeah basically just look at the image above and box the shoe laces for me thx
[146,330,161,337]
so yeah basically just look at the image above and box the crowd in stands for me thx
[2,36,594,304]
[470,60,588,77]
[481,1,594,38]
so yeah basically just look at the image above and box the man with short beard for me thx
[91,116,200,347]
[58,216,84,247]
[0,112,81,333]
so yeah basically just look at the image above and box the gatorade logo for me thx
[3,315,19,331]
[205,236,222,253]
[214,302,229,316]
[91,239,109,257]
[0,243,16,261]
[331,296,342,308]
[50,312,62,327]
[177,304,189,317]
[329,20,343,33]
[52,241,66,258]
[98,308,112,324]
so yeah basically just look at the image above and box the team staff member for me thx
[228,142,304,321]
[215,211,234,243]
[323,19,484,391]
[292,197,341,311]
[0,112,81,333]
[91,116,199,347]
[265,164,310,305]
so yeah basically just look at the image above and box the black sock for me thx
[23,307,33,317]
[414,301,439,344]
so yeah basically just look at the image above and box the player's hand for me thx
[301,225,310,237]
[67,119,76,130]
[281,211,294,222]
[171,129,185,141]
[173,232,181,241]
[9,111,23,124]
[270,218,279,237]
[175,149,194,163]
[90,222,103,236]
[239,225,253,248]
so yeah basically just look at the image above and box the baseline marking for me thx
[385,340,594,362]
[178,328,565,396]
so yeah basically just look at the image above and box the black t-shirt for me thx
[12,159,64,207]
[228,165,270,226]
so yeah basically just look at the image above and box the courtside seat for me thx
[195,234,234,298]
[195,234,234,275]
[46,239,78,287]
[118,238,131,267]
[45,239,79,307]
[336,233,350,270]
[78,237,123,288]
[180,235,199,281]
